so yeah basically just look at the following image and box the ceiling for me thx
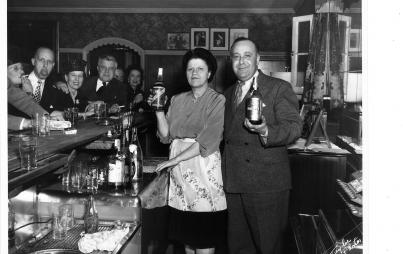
[8,0,361,13]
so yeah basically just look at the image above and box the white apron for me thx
[168,138,227,212]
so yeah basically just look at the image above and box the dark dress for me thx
[40,85,87,113]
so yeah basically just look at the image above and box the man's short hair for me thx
[230,37,260,54]
[98,55,117,65]
[34,47,54,59]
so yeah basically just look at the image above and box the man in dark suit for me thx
[79,55,128,113]
[27,47,64,118]
[223,38,302,254]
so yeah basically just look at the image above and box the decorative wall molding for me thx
[59,48,82,53]
[82,37,145,68]
[8,7,296,14]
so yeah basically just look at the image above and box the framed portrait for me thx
[167,33,190,50]
[190,28,209,49]
[229,28,249,47]
[349,29,361,52]
[210,28,229,50]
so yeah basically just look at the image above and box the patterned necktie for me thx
[33,80,42,102]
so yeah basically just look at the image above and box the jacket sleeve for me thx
[8,83,48,117]
[264,82,302,147]
[8,115,24,130]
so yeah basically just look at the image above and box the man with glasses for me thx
[27,47,64,119]
[222,38,302,254]
[80,55,128,113]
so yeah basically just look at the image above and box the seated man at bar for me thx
[40,59,89,113]
[7,58,63,130]
[80,55,129,113]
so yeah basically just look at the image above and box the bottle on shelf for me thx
[129,127,143,183]
[107,138,125,192]
[151,68,166,111]
[83,195,99,233]
[245,78,262,125]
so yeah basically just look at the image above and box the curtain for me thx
[302,13,344,109]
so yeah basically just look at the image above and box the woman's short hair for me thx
[182,48,217,83]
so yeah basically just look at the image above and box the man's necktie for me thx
[96,82,107,96]
[234,81,245,107]
[33,80,42,102]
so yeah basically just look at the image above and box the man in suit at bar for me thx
[223,37,302,254]
[80,55,128,113]
[27,47,65,118]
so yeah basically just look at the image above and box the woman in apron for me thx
[152,48,226,254]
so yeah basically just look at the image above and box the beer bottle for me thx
[151,68,166,111]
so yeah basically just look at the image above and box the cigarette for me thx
[21,75,29,79]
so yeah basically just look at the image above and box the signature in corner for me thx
[330,238,362,254]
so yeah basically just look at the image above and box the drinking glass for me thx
[32,113,50,136]
[59,204,75,230]
[52,214,67,240]
[18,136,38,170]
[71,161,86,189]
[64,107,79,128]
[94,103,106,120]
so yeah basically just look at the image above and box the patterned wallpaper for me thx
[9,12,293,51]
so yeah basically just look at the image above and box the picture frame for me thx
[190,28,209,49]
[210,28,229,50]
[167,33,190,50]
[229,29,249,47]
[349,29,361,52]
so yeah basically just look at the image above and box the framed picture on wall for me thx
[229,29,249,47]
[210,28,229,50]
[167,33,190,50]
[190,28,209,49]
[349,29,361,52]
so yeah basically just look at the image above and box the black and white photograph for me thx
[5,0,401,254]
[210,28,228,50]
[190,28,209,49]
[167,33,189,50]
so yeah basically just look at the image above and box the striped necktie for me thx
[33,80,42,102]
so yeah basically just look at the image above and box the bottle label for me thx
[108,161,124,183]
[151,86,166,110]
[247,97,262,121]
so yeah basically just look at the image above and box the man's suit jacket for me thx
[79,77,129,107]
[223,71,302,193]
[7,82,48,130]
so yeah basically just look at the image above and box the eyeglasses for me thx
[36,58,55,66]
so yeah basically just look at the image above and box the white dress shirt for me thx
[96,79,108,92]
[238,70,259,102]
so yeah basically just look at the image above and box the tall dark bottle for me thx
[245,78,262,125]
[83,195,98,233]
[151,68,166,111]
